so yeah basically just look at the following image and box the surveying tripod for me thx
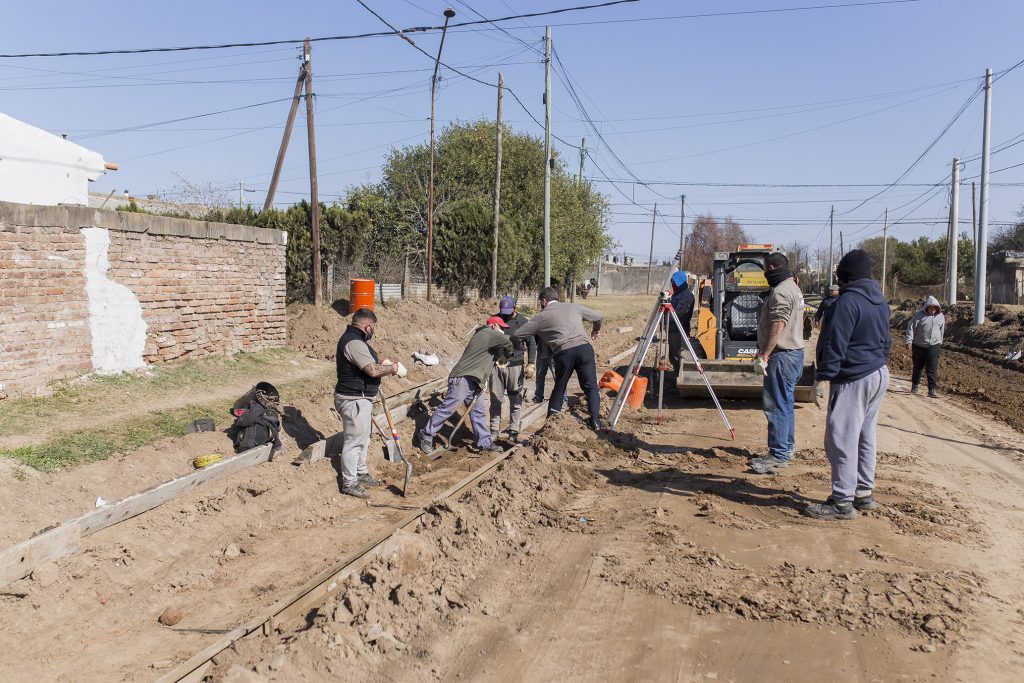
[607,292,736,440]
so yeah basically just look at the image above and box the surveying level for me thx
[607,292,736,440]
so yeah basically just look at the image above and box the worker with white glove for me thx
[488,295,537,444]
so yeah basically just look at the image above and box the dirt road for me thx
[222,376,1024,682]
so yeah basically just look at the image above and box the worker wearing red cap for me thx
[418,316,514,456]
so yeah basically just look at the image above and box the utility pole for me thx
[303,38,322,306]
[426,8,456,303]
[971,181,978,246]
[578,137,586,183]
[840,231,844,257]
[543,25,552,288]
[975,67,992,325]
[947,158,960,305]
[239,181,244,207]
[828,205,835,285]
[491,73,503,300]
[678,194,685,270]
[264,55,307,211]
[881,208,889,299]
[647,204,657,295]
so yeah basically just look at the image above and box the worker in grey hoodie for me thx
[904,295,945,398]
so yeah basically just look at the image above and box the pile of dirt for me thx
[216,417,610,679]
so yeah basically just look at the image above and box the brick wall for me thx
[0,201,287,396]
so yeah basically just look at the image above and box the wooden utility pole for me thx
[947,157,960,305]
[263,62,307,211]
[647,203,657,294]
[303,38,322,306]
[840,231,844,256]
[578,137,586,183]
[828,205,835,285]
[542,26,552,287]
[881,208,889,299]
[491,73,503,300]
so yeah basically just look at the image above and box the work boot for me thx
[341,484,370,500]
[506,430,522,445]
[479,442,504,453]
[910,384,920,395]
[749,455,790,474]
[358,473,381,487]
[928,388,939,399]
[853,493,877,511]
[418,432,435,456]
[590,418,607,432]
[802,497,856,520]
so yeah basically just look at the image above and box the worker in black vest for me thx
[335,308,403,499]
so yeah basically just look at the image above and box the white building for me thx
[0,112,113,206]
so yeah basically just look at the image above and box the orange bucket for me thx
[599,370,623,392]
[350,278,375,312]
[626,376,648,409]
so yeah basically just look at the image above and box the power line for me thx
[0,0,645,59]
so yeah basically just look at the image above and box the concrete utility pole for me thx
[264,61,306,212]
[971,181,978,246]
[840,231,844,259]
[678,194,686,270]
[303,38,322,306]
[828,205,835,285]
[647,204,657,294]
[947,158,960,305]
[881,208,889,299]
[543,26,552,288]
[975,68,992,325]
[578,137,586,183]
[426,8,456,303]
[239,181,244,207]
[491,73,503,300]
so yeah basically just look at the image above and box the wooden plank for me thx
[155,629,245,683]
[74,445,272,537]
[0,523,80,588]
[608,343,639,366]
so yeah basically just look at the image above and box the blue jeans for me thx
[762,349,804,461]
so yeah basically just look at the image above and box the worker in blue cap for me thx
[668,271,695,374]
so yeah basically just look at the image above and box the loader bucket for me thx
[677,358,816,402]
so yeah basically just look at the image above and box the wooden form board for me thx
[0,523,80,587]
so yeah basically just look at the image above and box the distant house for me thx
[0,112,113,206]
[990,251,1024,305]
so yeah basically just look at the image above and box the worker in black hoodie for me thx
[805,249,892,521]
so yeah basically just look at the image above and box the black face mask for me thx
[765,268,792,288]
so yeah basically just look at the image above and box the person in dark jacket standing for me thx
[905,295,945,398]
[814,284,840,327]
[490,295,537,444]
[335,308,401,500]
[419,317,514,456]
[804,250,892,521]
[667,271,695,374]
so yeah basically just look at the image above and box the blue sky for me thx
[3,0,1023,264]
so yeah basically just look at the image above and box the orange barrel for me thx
[599,370,623,392]
[350,278,375,312]
[626,376,648,409]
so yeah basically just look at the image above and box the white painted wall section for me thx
[0,112,107,206]
[82,227,147,374]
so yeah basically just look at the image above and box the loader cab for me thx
[702,245,776,361]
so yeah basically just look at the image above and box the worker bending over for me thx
[419,316,513,456]
[334,308,401,500]
[513,287,605,432]
[490,295,537,444]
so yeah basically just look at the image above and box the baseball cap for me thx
[486,315,510,328]
[498,295,515,314]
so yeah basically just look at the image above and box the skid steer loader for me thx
[678,245,815,401]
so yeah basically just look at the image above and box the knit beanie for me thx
[836,249,873,284]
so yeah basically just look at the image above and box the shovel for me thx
[378,393,412,496]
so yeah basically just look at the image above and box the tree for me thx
[681,214,751,275]
[991,204,1024,252]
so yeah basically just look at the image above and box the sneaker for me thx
[910,384,919,395]
[853,494,877,511]
[532,396,545,404]
[928,388,938,398]
[358,473,381,487]
[341,484,370,500]
[418,432,435,456]
[749,456,790,474]
[803,497,856,520]
[478,443,504,453]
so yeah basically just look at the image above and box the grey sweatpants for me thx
[335,395,373,489]
[421,376,493,448]
[824,366,889,503]
[489,363,525,434]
